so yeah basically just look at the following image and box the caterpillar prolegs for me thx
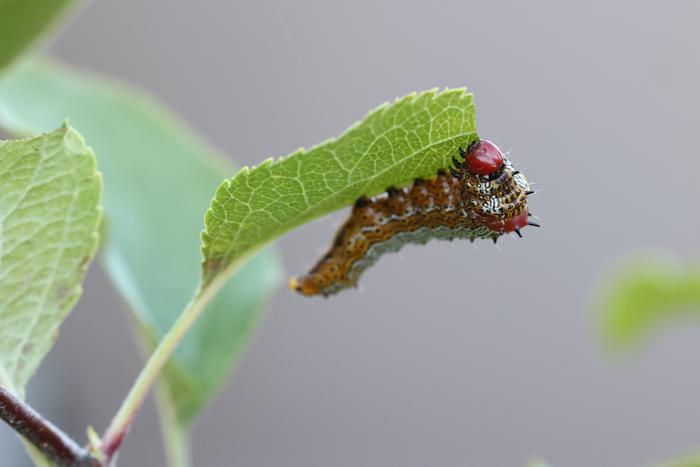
[289,140,538,297]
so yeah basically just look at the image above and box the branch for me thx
[0,385,98,467]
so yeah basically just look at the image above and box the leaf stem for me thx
[101,257,247,462]
[154,381,191,467]
[0,385,97,467]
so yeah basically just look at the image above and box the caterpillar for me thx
[289,140,538,297]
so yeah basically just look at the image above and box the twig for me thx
[0,385,98,467]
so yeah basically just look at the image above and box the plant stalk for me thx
[0,385,97,467]
[100,257,245,462]
[154,381,191,467]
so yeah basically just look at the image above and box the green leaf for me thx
[598,256,700,346]
[0,124,101,396]
[0,0,79,72]
[0,57,283,426]
[202,88,477,285]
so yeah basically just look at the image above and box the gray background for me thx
[2,0,700,466]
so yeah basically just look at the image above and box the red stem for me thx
[0,385,99,467]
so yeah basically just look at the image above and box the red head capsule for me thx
[464,140,505,176]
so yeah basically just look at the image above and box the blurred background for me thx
[2,0,700,466]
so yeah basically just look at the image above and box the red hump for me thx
[486,210,529,233]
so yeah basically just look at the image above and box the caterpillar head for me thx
[457,140,532,234]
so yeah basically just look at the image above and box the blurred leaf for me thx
[598,256,700,346]
[0,124,101,396]
[0,0,79,72]
[656,452,700,467]
[202,88,477,286]
[0,57,283,426]
[526,460,554,467]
